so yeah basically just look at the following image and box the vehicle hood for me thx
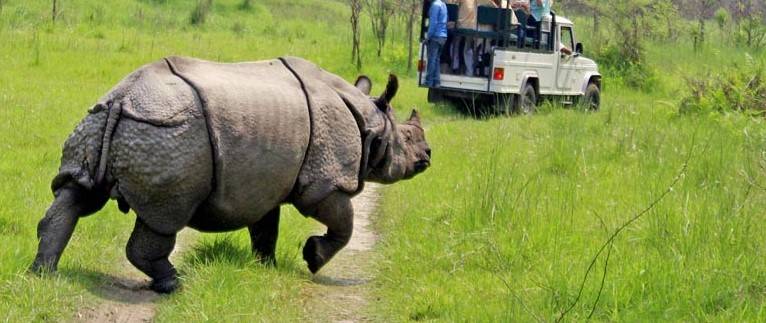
[576,56,599,70]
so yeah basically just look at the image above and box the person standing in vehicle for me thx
[451,0,499,76]
[512,0,550,49]
[510,0,530,48]
[529,0,552,48]
[425,0,448,88]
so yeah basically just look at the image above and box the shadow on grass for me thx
[52,235,311,305]
[60,268,160,304]
[182,235,307,276]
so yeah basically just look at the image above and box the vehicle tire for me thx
[580,83,600,111]
[514,83,537,114]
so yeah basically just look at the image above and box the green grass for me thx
[3,0,766,321]
[374,87,766,321]
[0,0,432,321]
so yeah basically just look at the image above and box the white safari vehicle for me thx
[418,2,601,113]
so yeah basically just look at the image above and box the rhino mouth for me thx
[414,160,430,173]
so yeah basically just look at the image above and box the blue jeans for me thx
[425,37,447,87]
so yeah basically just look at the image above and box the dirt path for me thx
[73,229,197,323]
[73,183,383,322]
[304,183,382,323]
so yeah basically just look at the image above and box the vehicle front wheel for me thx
[514,83,537,114]
[580,83,600,111]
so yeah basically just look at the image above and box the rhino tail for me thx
[47,100,123,217]
[95,99,123,187]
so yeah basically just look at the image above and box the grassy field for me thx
[2,0,766,321]
[0,0,416,321]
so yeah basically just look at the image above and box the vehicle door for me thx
[556,25,578,93]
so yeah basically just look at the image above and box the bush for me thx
[680,57,766,115]
[190,0,213,26]
[239,0,253,11]
[591,44,658,91]
[735,18,766,49]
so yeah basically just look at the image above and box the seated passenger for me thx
[448,0,502,76]
[560,42,572,55]
[513,0,551,49]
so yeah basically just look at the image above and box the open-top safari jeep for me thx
[418,1,602,113]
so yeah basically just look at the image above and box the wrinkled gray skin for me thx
[30,56,430,293]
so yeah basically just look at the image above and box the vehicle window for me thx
[560,26,574,52]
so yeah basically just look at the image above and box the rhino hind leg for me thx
[302,192,353,274]
[248,207,280,266]
[126,219,179,293]
[31,184,108,274]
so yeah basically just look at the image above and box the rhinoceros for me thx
[30,56,430,293]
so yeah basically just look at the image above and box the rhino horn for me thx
[376,74,398,108]
[354,75,372,95]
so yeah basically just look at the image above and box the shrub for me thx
[190,0,213,26]
[680,57,766,115]
[239,0,253,11]
[591,44,658,91]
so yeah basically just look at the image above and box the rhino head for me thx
[354,75,431,184]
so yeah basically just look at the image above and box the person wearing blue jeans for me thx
[425,0,448,88]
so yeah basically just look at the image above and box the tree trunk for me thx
[52,0,58,22]
[350,0,362,69]
[407,4,415,72]
[592,9,599,37]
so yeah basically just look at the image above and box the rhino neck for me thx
[341,97,392,195]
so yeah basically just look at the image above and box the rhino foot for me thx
[150,276,179,294]
[28,260,56,276]
[303,236,326,274]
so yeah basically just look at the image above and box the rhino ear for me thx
[378,74,398,105]
[355,76,372,95]
[408,109,421,125]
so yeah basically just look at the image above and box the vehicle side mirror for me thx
[575,42,584,55]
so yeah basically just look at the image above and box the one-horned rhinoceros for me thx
[30,56,431,293]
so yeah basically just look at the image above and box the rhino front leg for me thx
[31,184,106,274]
[303,192,353,274]
[248,207,280,266]
[126,219,179,293]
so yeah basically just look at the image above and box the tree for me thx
[714,7,731,42]
[580,0,604,38]
[690,0,717,50]
[190,0,213,25]
[349,0,363,69]
[734,0,766,48]
[399,0,421,72]
[52,0,59,22]
[364,0,396,57]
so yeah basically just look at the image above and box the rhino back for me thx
[166,57,310,230]
[100,60,203,125]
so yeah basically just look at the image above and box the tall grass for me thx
[3,0,766,321]
[374,85,766,320]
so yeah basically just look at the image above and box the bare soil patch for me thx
[303,183,382,323]
[73,229,196,323]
